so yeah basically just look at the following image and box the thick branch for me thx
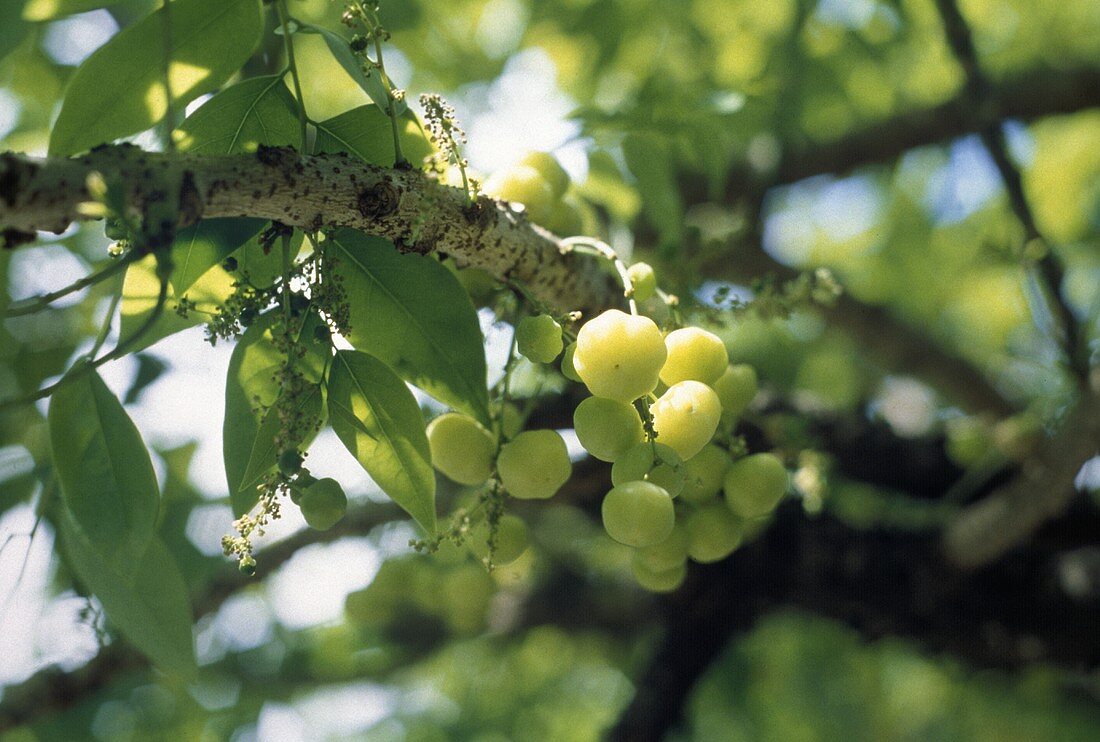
[0,146,616,316]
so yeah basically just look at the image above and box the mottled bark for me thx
[0,145,617,316]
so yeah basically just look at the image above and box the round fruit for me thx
[439,563,494,633]
[573,397,644,462]
[627,262,657,302]
[713,363,758,418]
[238,556,257,576]
[516,314,563,364]
[561,342,583,382]
[723,453,787,519]
[601,481,675,547]
[631,559,686,593]
[520,151,570,198]
[611,442,685,498]
[497,429,571,500]
[469,513,528,566]
[299,478,348,531]
[484,164,555,224]
[651,380,722,460]
[993,414,1043,461]
[634,524,689,573]
[681,445,730,503]
[278,449,303,476]
[685,504,743,563]
[660,327,728,386]
[573,309,666,403]
[427,413,496,486]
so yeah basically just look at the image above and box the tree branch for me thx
[944,393,1100,568]
[0,146,617,316]
[5,472,1099,733]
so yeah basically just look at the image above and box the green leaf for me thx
[0,7,29,61]
[48,366,159,576]
[164,75,302,293]
[237,382,323,499]
[298,23,407,117]
[170,218,266,295]
[314,104,433,167]
[327,350,436,532]
[223,312,329,516]
[56,511,196,679]
[0,445,37,516]
[622,132,683,250]
[120,228,289,351]
[172,73,302,154]
[231,228,291,288]
[49,0,264,156]
[22,0,142,21]
[326,230,490,426]
[120,252,234,351]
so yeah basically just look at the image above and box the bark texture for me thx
[0,145,617,316]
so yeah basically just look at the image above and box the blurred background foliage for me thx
[1,0,1098,739]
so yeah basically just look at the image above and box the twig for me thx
[0,272,168,412]
[4,252,138,318]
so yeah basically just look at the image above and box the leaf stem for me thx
[161,0,175,152]
[0,272,168,413]
[4,252,138,318]
[560,237,637,314]
[276,0,309,151]
[89,274,124,357]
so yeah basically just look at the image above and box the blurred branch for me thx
[695,65,1100,203]
[687,61,1100,415]
[931,0,1090,383]
[5,465,1100,733]
[0,501,404,732]
[609,501,1100,740]
[920,0,1099,569]
[944,393,1100,568]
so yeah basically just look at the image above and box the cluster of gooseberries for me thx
[434,239,788,591]
[565,297,787,593]
[425,406,572,568]
[427,412,573,504]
